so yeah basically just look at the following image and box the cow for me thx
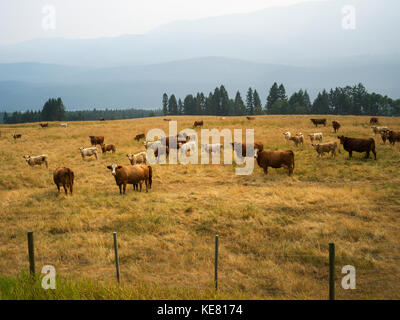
[370,117,379,125]
[79,147,98,160]
[101,143,116,154]
[193,120,204,128]
[179,141,197,155]
[372,126,389,135]
[201,143,224,154]
[23,154,48,168]
[246,116,255,120]
[231,142,263,158]
[308,133,323,143]
[127,152,147,165]
[283,132,291,143]
[107,164,150,194]
[220,117,226,120]
[39,123,48,128]
[312,142,338,159]
[163,118,172,121]
[255,149,295,176]
[380,130,390,144]
[338,136,376,160]
[289,135,304,146]
[332,121,341,133]
[310,119,327,127]
[12,134,22,140]
[134,133,145,141]
[89,136,104,146]
[388,131,400,146]
[53,167,74,195]
[60,123,68,128]
[99,117,105,121]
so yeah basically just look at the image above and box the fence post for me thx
[113,232,120,283]
[214,234,219,291]
[329,243,335,300]
[27,232,35,275]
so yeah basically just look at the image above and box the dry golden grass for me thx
[0,115,400,300]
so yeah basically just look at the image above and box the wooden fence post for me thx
[113,232,120,283]
[329,243,335,300]
[214,234,219,291]
[27,232,35,275]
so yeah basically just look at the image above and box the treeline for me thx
[163,83,400,116]
[2,97,161,124]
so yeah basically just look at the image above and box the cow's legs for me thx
[118,184,122,194]
[263,167,268,175]
[123,183,127,194]
[63,184,68,195]
[372,149,377,160]
[69,183,73,195]
[365,151,370,159]
[348,151,352,158]
[56,184,60,193]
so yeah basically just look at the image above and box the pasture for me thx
[0,115,399,299]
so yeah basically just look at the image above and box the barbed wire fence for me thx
[24,231,400,299]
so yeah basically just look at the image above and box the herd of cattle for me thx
[8,116,400,195]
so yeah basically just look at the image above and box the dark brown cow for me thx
[310,119,327,127]
[99,117,105,121]
[134,133,145,141]
[193,120,204,127]
[246,116,255,120]
[338,136,376,160]
[89,136,104,146]
[12,134,22,140]
[380,130,390,144]
[370,117,379,125]
[255,150,295,176]
[107,163,150,194]
[39,123,48,128]
[53,167,74,195]
[332,120,341,133]
[163,118,172,121]
[388,131,400,145]
[101,143,116,153]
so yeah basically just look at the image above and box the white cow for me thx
[201,143,223,153]
[179,141,197,154]
[308,133,323,143]
[60,123,68,128]
[23,154,48,168]
[372,126,389,135]
[79,147,98,160]
[127,152,147,165]
[283,132,291,143]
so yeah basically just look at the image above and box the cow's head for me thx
[107,164,122,176]
[337,136,346,144]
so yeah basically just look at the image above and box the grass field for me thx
[0,115,399,300]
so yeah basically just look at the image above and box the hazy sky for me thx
[0,0,318,45]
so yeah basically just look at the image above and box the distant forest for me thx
[163,83,400,117]
[2,82,400,124]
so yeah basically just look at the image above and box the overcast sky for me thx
[0,0,319,45]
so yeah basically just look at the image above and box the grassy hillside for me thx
[0,115,399,300]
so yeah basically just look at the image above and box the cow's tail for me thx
[148,165,152,188]
[66,168,74,186]
[288,150,295,169]
[370,138,376,152]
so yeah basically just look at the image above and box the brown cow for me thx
[39,123,48,128]
[101,143,116,153]
[255,150,295,176]
[163,118,172,121]
[332,120,341,133]
[107,163,149,194]
[231,141,263,158]
[12,134,22,140]
[99,117,105,121]
[338,136,376,160]
[380,130,390,144]
[370,117,379,125]
[246,116,255,120]
[193,120,204,127]
[134,133,145,141]
[89,136,104,146]
[310,119,327,127]
[388,131,400,145]
[53,167,74,195]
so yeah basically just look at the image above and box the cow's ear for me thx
[107,166,112,170]
[117,166,123,169]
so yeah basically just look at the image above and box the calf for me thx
[201,143,223,154]
[60,123,68,128]
[380,130,390,144]
[312,142,338,159]
[255,149,295,176]
[308,133,323,143]
[79,147,98,160]
[193,120,204,127]
[101,143,116,154]
[127,152,147,165]
[388,131,400,146]
[338,136,376,160]
[107,164,150,194]
[372,126,389,135]
[23,154,48,168]
[134,133,145,141]
[53,167,74,195]
[332,120,341,133]
[289,135,304,146]
[283,132,291,143]
[179,141,197,154]
[12,134,22,140]
[310,119,326,127]
[89,136,104,146]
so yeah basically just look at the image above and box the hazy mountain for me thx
[1,56,399,111]
[0,0,399,67]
